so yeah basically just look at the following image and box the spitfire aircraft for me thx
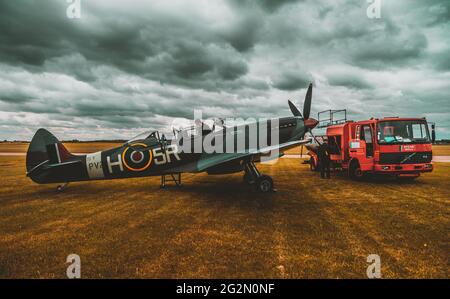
[26,84,319,192]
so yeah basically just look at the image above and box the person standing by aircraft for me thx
[318,141,331,179]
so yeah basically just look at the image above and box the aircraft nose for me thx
[304,118,319,130]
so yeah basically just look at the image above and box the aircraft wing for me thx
[167,138,312,173]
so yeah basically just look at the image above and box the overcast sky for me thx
[0,0,449,140]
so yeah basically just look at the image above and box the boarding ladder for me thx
[153,131,182,188]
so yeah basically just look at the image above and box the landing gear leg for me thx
[243,162,275,193]
[160,173,182,188]
[57,183,69,192]
[243,164,255,185]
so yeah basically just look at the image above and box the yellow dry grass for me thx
[0,147,448,278]
[432,145,450,156]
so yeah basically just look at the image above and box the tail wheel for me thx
[257,175,273,193]
[56,183,69,192]
[349,161,364,180]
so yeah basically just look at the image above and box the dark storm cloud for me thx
[326,74,373,90]
[347,31,428,69]
[272,71,312,91]
[220,16,262,52]
[228,0,303,13]
[142,40,248,83]
[259,0,303,12]
[431,52,450,71]
[0,93,33,103]
[0,1,74,65]
[0,0,449,140]
[424,1,450,26]
[0,0,250,90]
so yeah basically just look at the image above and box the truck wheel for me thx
[349,161,364,180]
[257,175,273,193]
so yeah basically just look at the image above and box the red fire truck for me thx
[307,110,434,180]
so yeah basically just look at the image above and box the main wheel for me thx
[349,161,364,180]
[256,175,273,193]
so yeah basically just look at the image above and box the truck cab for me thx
[347,117,433,179]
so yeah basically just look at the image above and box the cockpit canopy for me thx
[125,130,160,145]
[124,119,229,146]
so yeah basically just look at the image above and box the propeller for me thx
[288,81,322,165]
[303,83,312,119]
[288,100,303,118]
[288,83,318,132]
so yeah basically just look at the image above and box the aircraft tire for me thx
[257,175,273,193]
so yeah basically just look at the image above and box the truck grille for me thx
[379,152,432,164]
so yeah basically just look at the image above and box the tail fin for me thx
[26,128,74,172]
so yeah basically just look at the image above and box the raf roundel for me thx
[130,151,144,163]
[122,143,152,171]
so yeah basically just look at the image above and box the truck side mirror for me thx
[431,124,436,144]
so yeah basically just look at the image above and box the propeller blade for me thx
[288,100,303,117]
[303,83,313,120]
[308,127,322,145]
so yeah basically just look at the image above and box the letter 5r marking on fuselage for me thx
[153,144,181,165]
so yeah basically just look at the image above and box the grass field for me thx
[431,145,450,156]
[0,144,448,278]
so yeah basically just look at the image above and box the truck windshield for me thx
[377,120,430,144]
